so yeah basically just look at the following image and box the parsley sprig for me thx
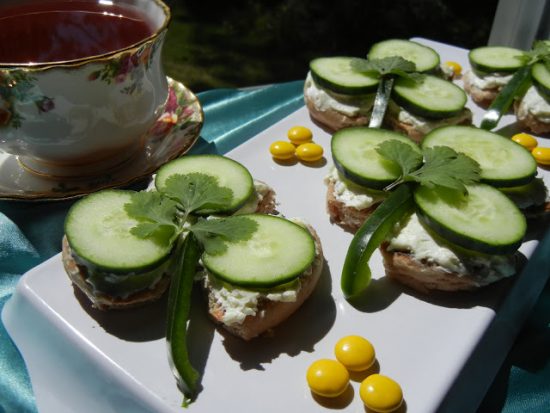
[519,40,550,68]
[350,56,424,82]
[377,140,481,194]
[124,173,257,254]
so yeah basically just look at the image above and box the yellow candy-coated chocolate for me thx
[334,335,376,372]
[360,374,403,412]
[287,126,313,145]
[512,133,538,152]
[306,359,350,398]
[269,140,295,160]
[296,142,324,162]
[444,61,462,76]
[532,147,550,166]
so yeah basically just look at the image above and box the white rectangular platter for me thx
[3,39,550,413]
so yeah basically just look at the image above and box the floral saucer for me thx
[0,77,203,201]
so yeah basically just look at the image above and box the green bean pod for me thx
[480,64,532,130]
[341,184,414,299]
[166,232,201,405]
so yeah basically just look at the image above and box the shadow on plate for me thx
[219,258,336,370]
[348,253,528,313]
[73,286,170,341]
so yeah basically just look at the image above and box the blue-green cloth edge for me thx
[0,79,548,413]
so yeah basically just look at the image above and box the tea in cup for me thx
[0,0,171,178]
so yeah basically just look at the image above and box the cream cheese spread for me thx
[517,86,550,123]
[324,166,387,209]
[304,72,375,117]
[234,180,272,214]
[463,69,512,89]
[388,101,468,134]
[387,213,516,283]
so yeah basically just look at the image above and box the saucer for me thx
[0,77,203,201]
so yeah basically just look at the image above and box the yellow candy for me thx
[532,147,550,166]
[334,335,376,372]
[444,61,462,76]
[296,142,324,162]
[287,126,313,145]
[306,359,350,398]
[512,133,538,151]
[360,374,403,412]
[269,140,295,160]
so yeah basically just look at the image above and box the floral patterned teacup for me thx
[0,0,171,179]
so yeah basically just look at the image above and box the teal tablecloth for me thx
[0,80,549,413]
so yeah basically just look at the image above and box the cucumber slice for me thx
[331,127,422,189]
[392,75,467,119]
[202,214,316,288]
[422,126,537,187]
[468,46,526,74]
[414,183,526,255]
[532,62,550,101]
[310,57,379,95]
[155,155,254,214]
[367,39,440,73]
[65,190,173,273]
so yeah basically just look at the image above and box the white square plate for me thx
[3,39,550,413]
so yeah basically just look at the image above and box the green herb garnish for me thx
[520,40,550,68]
[377,140,481,194]
[124,172,258,403]
[350,56,424,82]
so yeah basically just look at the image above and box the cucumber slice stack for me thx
[331,127,422,189]
[367,39,440,73]
[414,183,526,255]
[468,46,526,74]
[310,57,379,95]
[422,126,537,187]
[202,215,316,288]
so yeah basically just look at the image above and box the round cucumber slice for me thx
[331,127,422,189]
[532,62,550,101]
[155,155,254,214]
[414,183,526,255]
[422,126,537,187]
[310,57,379,95]
[202,214,316,288]
[393,75,467,119]
[65,190,173,273]
[367,39,440,73]
[468,46,526,74]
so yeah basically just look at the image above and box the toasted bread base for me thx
[462,71,500,108]
[325,180,380,233]
[204,223,324,341]
[304,92,371,132]
[514,100,550,135]
[62,236,171,310]
[379,242,513,294]
[385,108,473,143]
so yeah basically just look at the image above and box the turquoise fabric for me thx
[0,80,548,413]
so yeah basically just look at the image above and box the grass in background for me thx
[162,0,498,92]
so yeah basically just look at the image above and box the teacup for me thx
[0,0,171,178]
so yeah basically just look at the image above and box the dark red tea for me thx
[0,0,156,64]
